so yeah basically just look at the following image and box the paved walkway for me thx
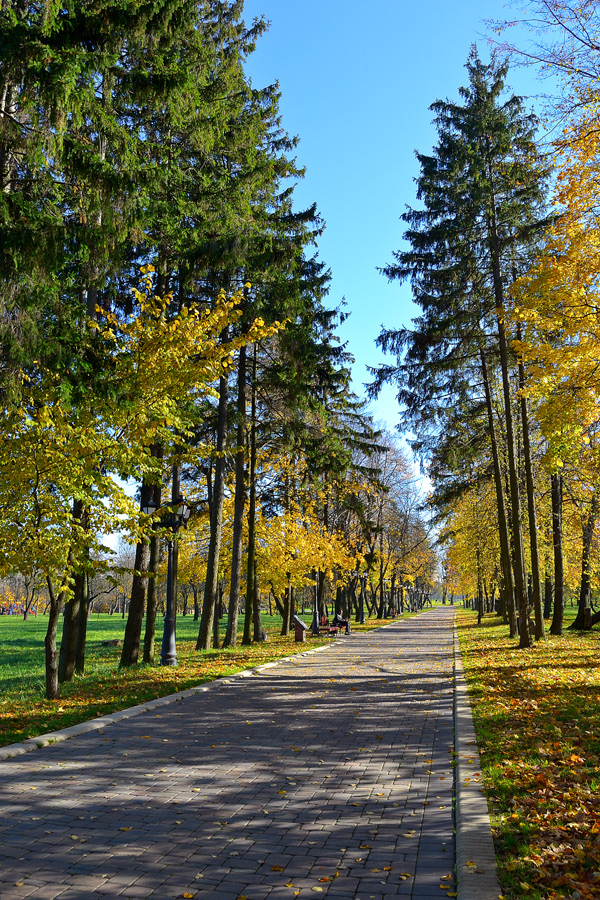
[0,607,457,900]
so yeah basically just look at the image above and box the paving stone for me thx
[0,608,459,900]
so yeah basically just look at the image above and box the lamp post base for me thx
[160,615,178,666]
[311,611,319,635]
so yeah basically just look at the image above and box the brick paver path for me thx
[0,606,456,900]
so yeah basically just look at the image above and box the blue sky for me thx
[241,0,545,434]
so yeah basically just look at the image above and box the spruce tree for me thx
[372,48,550,647]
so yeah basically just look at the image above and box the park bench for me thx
[315,614,338,637]
[317,614,350,637]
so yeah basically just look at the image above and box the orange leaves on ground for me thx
[459,611,600,900]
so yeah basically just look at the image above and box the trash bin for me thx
[293,615,308,642]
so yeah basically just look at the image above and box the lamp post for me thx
[142,497,191,667]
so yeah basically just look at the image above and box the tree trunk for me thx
[550,473,564,636]
[45,575,68,700]
[197,367,228,650]
[213,584,222,648]
[570,491,598,630]
[354,574,362,622]
[224,345,246,648]
[143,472,162,664]
[243,344,258,645]
[350,583,359,617]
[74,567,90,674]
[485,156,531,648]
[480,349,517,636]
[494,288,530,647]
[58,500,86,683]
[162,460,181,663]
[335,585,342,615]
[517,324,544,640]
[58,583,81,682]
[253,563,263,644]
[0,77,18,194]
[281,582,291,636]
[287,585,294,633]
[476,546,483,625]
[365,581,377,616]
[544,568,553,619]
[317,568,327,619]
[271,589,285,618]
[242,574,253,644]
[120,475,154,666]
[377,533,385,618]
[377,587,385,618]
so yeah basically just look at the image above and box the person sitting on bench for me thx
[332,612,350,634]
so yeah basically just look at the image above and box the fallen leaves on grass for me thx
[458,611,600,900]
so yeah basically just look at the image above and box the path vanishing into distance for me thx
[0,608,463,900]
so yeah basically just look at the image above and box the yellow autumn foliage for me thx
[0,272,279,585]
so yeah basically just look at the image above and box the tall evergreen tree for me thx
[371,48,550,647]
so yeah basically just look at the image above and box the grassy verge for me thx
[457,608,600,900]
[0,610,407,749]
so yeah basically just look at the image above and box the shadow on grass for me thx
[0,613,414,748]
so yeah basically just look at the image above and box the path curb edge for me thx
[454,621,502,900]
[0,635,341,762]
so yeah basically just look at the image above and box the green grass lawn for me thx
[0,607,410,749]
